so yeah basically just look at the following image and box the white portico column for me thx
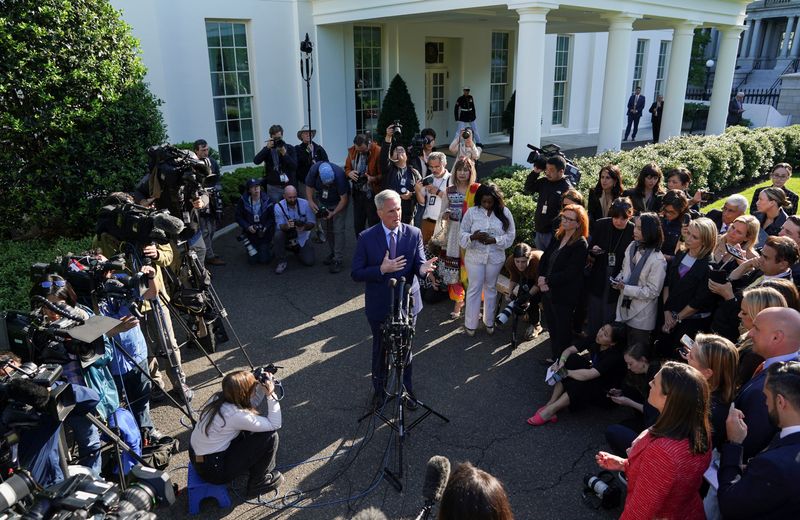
[597,13,639,152]
[509,3,555,165]
[707,26,745,135]
[660,21,699,142]
[781,17,796,58]
[745,18,763,59]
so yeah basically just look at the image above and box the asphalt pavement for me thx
[152,215,627,520]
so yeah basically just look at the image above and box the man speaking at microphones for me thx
[352,190,437,406]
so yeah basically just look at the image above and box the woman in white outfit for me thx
[612,212,667,347]
[460,183,516,335]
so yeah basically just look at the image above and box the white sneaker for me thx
[275,261,288,274]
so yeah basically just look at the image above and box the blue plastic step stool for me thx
[187,462,232,515]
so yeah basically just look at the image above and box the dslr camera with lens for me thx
[461,128,472,140]
[496,284,532,326]
[316,207,330,219]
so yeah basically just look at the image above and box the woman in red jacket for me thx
[595,361,712,520]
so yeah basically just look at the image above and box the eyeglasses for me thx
[561,215,578,223]
[40,280,66,288]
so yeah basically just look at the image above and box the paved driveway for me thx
[153,220,625,519]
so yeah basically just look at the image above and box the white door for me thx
[425,69,448,139]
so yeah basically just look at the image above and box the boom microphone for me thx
[415,455,451,520]
[4,378,51,411]
[151,211,185,239]
[30,296,85,325]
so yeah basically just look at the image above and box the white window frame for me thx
[489,32,510,134]
[552,34,571,126]
[353,25,383,136]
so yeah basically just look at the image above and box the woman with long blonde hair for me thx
[440,157,479,319]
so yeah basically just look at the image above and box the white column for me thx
[792,17,800,58]
[746,18,763,59]
[660,21,699,142]
[782,17,796,58]
[707,26,745,135]
[597,13,639,152]
[509,3,555,164]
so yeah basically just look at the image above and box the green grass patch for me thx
[703,175,800,212]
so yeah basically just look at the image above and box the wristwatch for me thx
[671,311,681,324]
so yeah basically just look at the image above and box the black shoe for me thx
[476,142,484,149]
[322,254,334,265]
[329,260,343,273]
[247,471,284,497]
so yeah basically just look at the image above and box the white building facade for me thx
[111,0,750,166]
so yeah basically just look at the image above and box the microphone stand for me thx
[358,276,449,491]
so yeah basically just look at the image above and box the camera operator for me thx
[295,125,328,190]
[408,128,437,178]
[95,193,194,404]
[235,179,276,265]
[254,124,298,203]
[524,156,573,251]
[29,275,138,476]
[345,133,382,238]
[273,185,316,274]
[97,266,162,443]
[382,124,421,224]
[414,151,450,245]
[189,370,283,497]
[306,162,349,273]
[453,87,483,148]
[194,139,225,267]
[448,126,481,162]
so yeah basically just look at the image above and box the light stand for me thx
[300,33,314,134]
[358,277,449,492]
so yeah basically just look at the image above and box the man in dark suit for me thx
[624,86,646,141]
[727,91,745,126]
[351,190,437,404]
[648,95,663,143]
[704,194,747,234]
[734,307,800,460]
[718,361,800,518]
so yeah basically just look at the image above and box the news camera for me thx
[409,134,433,157]
[496,284,533,326]
[526,143,582,186]
[0,464,175,520]
[96,202,186,246]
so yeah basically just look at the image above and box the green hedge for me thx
[489,125,800,246]
[0,236,94,311]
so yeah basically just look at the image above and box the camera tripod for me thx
[358,278,449,491]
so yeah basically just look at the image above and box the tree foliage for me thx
[376,74,420,147]
[688,29,713,87]
[0,0,167,238]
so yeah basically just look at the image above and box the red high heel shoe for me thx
[527,407,558,426]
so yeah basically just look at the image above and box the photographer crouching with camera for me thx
[274,186,317,274]
[306,162,350,274]
[189,369,283,497]
[235,179,276,265]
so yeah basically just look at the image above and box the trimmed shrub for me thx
[486,125,800,247]
[0,236,94,311]
[376,74,421,147]
[220,166,263,205]
[0,0,167,239]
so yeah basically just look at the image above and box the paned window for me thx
[354,26,382,135]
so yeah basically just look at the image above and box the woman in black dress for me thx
[538,204,589,363]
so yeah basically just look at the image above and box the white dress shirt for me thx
[459,206,516,264]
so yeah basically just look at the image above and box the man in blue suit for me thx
[351,190,437,404]
[718,361,800,518]
[624,86,646,141]
[734,307,800,460]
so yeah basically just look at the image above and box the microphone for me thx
[415,455,451,520]
[396,276,406,319]
[31,296,85,325]
[4,378,51,411]
[388,278,397,319]
[151,211,185,239]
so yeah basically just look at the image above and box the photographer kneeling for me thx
[235,179,276,265]
[189,370,283,496]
